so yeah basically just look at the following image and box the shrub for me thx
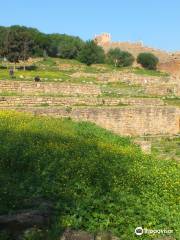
[22,229,45,240]
[78,40,105,65]
[107,48,134,67]
[137,52,159,70]
[0,231,10,240]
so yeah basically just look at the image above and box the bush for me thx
[137,52,159,70]
[107,48,134,67]
[0,231,10,240]
[78,40,105,65]
[22,229,45,240]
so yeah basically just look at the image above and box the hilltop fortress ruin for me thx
[94,33,180,76]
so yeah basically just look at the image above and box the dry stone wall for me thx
[0,80,179,99]
[71,72,180,96]
[72,72,171,84]
[0,96,164,107]
[0,80,179,136]
[0,81,101,96]
[144,83,180,96]
[18,106,180,136]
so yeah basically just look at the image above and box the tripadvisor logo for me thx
[135,226,173,236]
[135,227,143,236]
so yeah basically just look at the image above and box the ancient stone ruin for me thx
[94,33,180,76]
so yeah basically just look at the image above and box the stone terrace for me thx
[14,106,179,136]
[0,79,179,137]
[0,81,101,96]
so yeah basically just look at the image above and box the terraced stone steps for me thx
[0,80,180,98]
[0,80,101,96]
[0,96,165,107]
[0,80,179,136]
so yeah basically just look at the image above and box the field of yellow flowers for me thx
[0,111,179,240]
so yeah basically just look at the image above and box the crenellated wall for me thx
[94,33,180,75]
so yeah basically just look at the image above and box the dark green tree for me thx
[78,40,105,65]
[0,25,85,59]
[137,52,159,70]
[2,26,34,68]
[107,48,134,67]
[57,34,84,59]
[0,26,8,59]
[106,48,121,67]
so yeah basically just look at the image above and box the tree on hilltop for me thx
[0,26,8,59]
[137,52,159,70]
[1,26,35,69]
[78,40,105,65]
[0,25,86,60]
[107,48,134,67]
[57,34,84,59]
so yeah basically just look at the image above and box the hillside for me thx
[0,57,180,239]
[0,58,179,129]
[0,57,179,158]
[0,111,179,240]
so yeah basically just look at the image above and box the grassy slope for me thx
[0,58,173,100]
[151,136,180,161]
[164,97,180,107]
[0,111,179,240]
[0,58,168,82]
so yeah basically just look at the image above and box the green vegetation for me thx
[151,136,180,161]
[106,48,134,67]
[164,96,180,106]
[0,68,70,82]
[0,91,22,97]
[0,25,161,73]
[0,25,179,240]
[1,57,168,85]
[132,67,169,77]
[55,34,84,59]
[78,40,105,66]
[0,111,179,240]
[101,81,146,98]
[137,52,159,70]
[0,25,84,61]
[0,26,34,64]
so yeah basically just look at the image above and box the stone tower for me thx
[94,33,111,45]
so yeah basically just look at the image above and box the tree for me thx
[2,26,34,69]
[107,48,134,67]
[20,31,34,70]
[57,34,84,59]
[0,26,8,59]
[78,40,105,65]
[0,25,85,59]
[137,52,159,70]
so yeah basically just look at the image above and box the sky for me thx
[0,0,180,52]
